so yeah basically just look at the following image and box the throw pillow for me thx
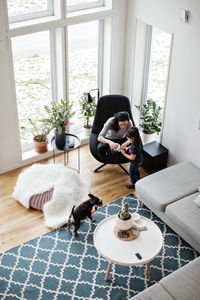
[193,194,200,208]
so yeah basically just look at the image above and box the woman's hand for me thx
[109,141,118,150]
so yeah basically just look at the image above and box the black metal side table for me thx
[51,133,81,173]
[142,141,168,174]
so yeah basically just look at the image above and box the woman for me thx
[121,126,143,189]
[97,111,133,156]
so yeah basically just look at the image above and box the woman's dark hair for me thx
[126,126,141,144]
[111,111,130,132]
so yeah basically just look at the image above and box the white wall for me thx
[0,1,22,173]
[0,0,128,173]
[124,0,200,168]
[109,0,128,94]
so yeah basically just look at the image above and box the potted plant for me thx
[116,202,133,230]
[135,99,162,144]
[44,99,74,146]
[79,92,96,136]
[21,118,51,153]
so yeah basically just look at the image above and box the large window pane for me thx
[7,0,50,19]
[68,21,99,133]
[146,27,172,111]
[11,31,52,147]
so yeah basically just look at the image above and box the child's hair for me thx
[111,111,130,132]
[126,126,141,144]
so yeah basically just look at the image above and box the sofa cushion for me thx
[193,193,200,207]
[165,192,200,245]
[136,161,200,211]
[130,283,173,300]
[160,257,200,300]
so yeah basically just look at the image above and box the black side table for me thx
[142,141,168,174]
[51,133,80,173]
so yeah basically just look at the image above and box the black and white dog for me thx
[67,193,103,236]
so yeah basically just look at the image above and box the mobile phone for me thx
[135,252,142,260]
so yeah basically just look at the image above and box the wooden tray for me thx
[114,225,148,241]
[114,225,139,241]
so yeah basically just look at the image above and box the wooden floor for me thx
[0,144,148,253]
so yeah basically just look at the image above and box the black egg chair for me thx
[89,94,135,174]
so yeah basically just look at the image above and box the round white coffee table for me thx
[94,215,163,281]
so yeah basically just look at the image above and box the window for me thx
[11,31,53,148]
[144,26,172,114]
[68,20,99,133]
[7,0,53,23]
[7,0,110,153]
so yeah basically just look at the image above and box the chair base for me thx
[94,163,129,175]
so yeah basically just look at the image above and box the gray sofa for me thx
[131,256,200,300]
[131,161,200,299]
[136,161,200,252]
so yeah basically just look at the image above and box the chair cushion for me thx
[136,161,200,211]
[130,283,173,300]
[165,192,200,243]
[30,188,54,211]
[160,257,200,300]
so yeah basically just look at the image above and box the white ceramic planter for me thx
[140,131,159,145]
[83,126,92,136]
[116,215,133,230]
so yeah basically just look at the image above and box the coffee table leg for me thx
[105,263,112,281]
[146,263,152,281]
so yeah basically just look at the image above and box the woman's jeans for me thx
[129,160,143,185]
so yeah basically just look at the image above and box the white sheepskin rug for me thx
[13,163,90,229]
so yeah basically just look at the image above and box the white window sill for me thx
[67,6,112,19]
[9,15,59,31]
[22,132,89,163]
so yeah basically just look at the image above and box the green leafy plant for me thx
[79,92,96,129]
[135,100,162,134]
[44,99,74,134]
[21,118,51,142]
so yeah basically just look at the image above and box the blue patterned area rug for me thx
[0,194,198,300]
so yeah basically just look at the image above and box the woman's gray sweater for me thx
[98,117,133,141]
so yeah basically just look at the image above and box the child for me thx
[120,126,143,189]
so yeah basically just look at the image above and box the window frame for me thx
[142,24,174,142]
[8,0,112,151]
[8,0,54,24]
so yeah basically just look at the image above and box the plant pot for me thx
[116,214,133,231]
[33,135,48,153]
[55,129,66,146]
[140,131,159,145]
[83,125,92,136]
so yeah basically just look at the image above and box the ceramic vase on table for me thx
[55,129,66,146]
